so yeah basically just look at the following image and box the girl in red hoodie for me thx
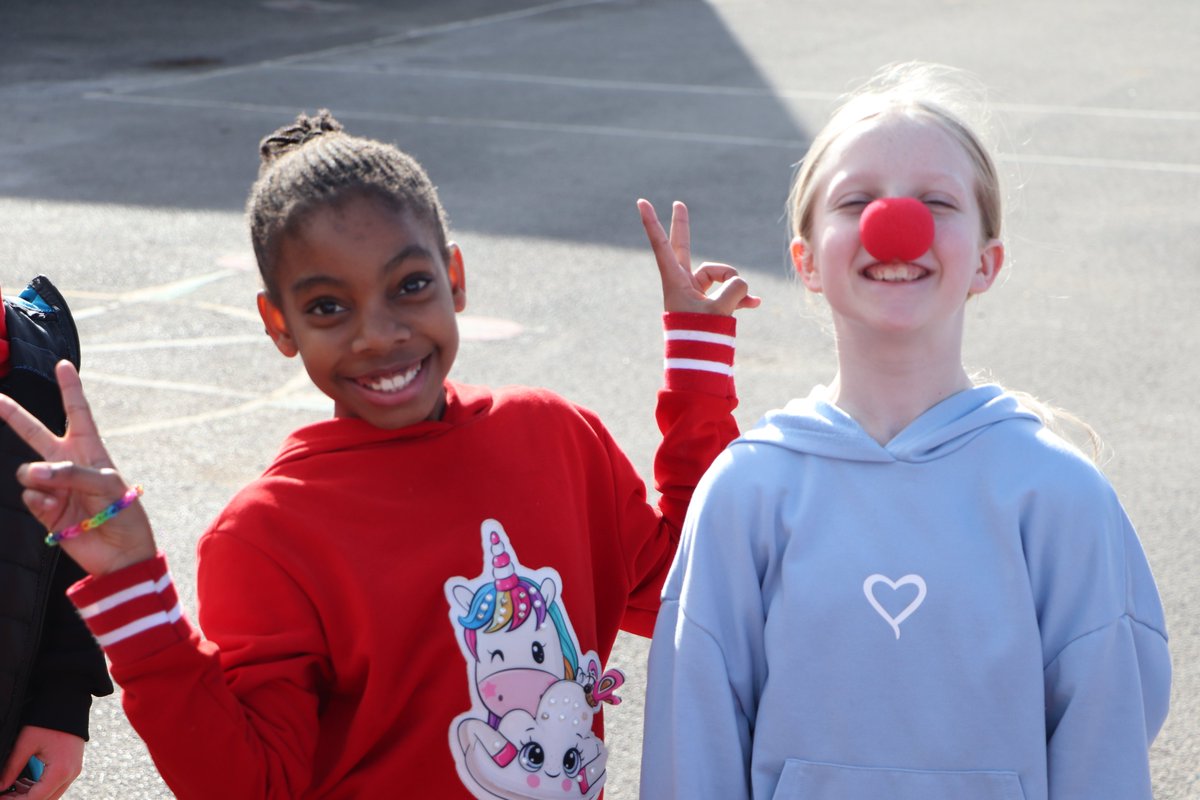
[0,110,755,799]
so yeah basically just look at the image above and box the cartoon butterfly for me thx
[582,658,624,707]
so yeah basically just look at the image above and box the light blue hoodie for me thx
[641,385,1170,800]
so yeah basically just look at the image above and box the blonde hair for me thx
[788,62,1002,244]
[1009,390,1106,463]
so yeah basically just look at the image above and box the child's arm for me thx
[68,544,326,798]
[640,449,760,800]
[0,362,324,798]
[617,200,759,635]
[1032,481,1171,798]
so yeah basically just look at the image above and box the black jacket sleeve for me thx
[21,552,114,740]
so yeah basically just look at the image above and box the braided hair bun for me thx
[258,109,344,165]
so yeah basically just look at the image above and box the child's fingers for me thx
[637,197,664,237]
[637,199,674,263]
[0,746,26,792]
[693,263,762,312]
[16,462,124,528]
[22,770,67,800]
[0,394,60,462]
[637,199,692,294]
[707,277,762,315]
[53,361,114,470]
[692,262,741,293]
[19,486,69,532]
[16,461,122,497]
[735,293,762,310]
[668,201,692,274]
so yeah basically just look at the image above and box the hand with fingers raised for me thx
[0,361,156,577]
[637,199,761,316]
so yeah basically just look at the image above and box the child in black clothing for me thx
[0,277,112,798]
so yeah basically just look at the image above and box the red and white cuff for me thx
[68,554,191,662]
[663,312,736,396]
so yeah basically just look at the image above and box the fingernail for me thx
[28,464,52,480]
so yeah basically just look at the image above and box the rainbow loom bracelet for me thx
[46,485,144,546]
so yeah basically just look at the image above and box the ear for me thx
[446,242,467,312]
[451,584,474,612]
[257,291,299,358]
[969,238,1005,296]
[538,578,556,609]
[790,236,822,293]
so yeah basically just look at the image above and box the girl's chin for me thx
[337,389,449,430]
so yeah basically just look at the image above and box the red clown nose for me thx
[859,197,935,263]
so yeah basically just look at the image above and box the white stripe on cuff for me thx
[95,603,184,647]
[664,329,736,347]
[664,358,735,375]
[77,574,173,619]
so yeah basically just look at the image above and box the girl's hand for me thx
[637,198,761,315]
[0,361,156,576]
[0,726,84,800]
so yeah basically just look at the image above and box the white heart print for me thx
[863,574,927,639]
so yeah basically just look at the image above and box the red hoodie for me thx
[68,313,738,799]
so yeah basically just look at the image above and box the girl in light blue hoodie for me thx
[639,62,1170,800]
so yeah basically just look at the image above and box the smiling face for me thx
[791,112,1003,342]
[258,191,466,430]
[472,614,567,718]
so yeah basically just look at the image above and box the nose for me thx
[859,197,934,262]
[352,302,410,353]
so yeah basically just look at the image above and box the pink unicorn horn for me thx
[483,519,520,591]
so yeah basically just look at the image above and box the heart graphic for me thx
[863,574,927,640]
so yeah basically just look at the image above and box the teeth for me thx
[867,264,923,282]
[361,363,421,392]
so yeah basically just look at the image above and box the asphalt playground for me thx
[1,0,1197,796]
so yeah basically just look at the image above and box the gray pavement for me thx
[2,0,1197,797]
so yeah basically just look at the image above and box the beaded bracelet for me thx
[46,485,144,546]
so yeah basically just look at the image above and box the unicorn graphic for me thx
[445,519,622,800]
[456,680,608,800]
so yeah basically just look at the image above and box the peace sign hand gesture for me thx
[637,199,761,316]
[0,361,156,577]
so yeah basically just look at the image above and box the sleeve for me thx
[1029,480,1171,799]
[641,602,755,800]
[640,450,763,800]
[618,312,740,636]
[1044,616,1170,798]
[21,551,113,740]
[68,536,330,800]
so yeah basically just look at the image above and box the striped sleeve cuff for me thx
[68,553,192,662]
[663,312,736,396]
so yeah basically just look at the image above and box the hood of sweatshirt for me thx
[269,381,493,470]
[737,383,1042,464]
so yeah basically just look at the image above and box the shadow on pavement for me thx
[1,0,809,271]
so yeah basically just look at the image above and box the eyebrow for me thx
[826,169,968,195]
[288,244,437,294]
